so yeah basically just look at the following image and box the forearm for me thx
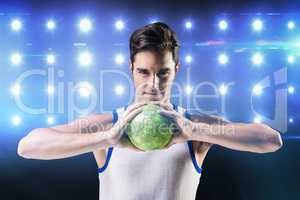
[190,122,283,153]
[17,128,112,160]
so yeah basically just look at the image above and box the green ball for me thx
[126,104,175,151]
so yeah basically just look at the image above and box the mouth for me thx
[143,91,162,96]
[144,92,158,95]
[143,92,162,99]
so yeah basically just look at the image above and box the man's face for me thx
[131,50,178,102]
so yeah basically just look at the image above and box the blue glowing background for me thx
[0,1,300,200]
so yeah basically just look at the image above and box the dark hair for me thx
[129,22,180,67]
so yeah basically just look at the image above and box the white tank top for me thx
[98,104,202,200]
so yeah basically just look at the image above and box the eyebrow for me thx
[136,67,171,71]
[136,67,147,71]
[160,68,171,71]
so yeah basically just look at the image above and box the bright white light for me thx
[218,53,228,65]
[289,117,294,123]
[47,116,55,125]
[11,115,22,126]
[47,54,56,65]
[185,85,193,95]
[219,84,228,95]
[47,85,55,95]
[252,53,263,65]
[252,84,263,96]
[252,84,263,95]
[185,21,192,29]
[252,19,263,32]
[79,18,92,32]
[78,51,92,67]
[149,18,159,24]
[287,21,295,30]
[115,20,124,31]
[287,55,295,64]
[114,84,125,96]
[254,116,262,123]
[115,53,125,65]
[46,20,56,30]
[288,86,295,94]
[78,82,93,97]
[11,19,22,31]
[11,53,22,66]
[218,20,228,30]
[185,55,192,63]
[11,84,21,96]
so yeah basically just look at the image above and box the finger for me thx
[125,101,147,114]
[115,107,144,132]
[124,107,144,122]
[126,101,163,114]
[119,107,144,132]
[159,103,174,111]
[148,100,163,105]
[159,110,179,120]
[159,110,181,130]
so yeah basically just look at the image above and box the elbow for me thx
[17,128,43,159]
[17,138,30,159]
[255,124,283,153]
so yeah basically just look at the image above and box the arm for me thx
[159,107,283,154]
[187,114,229,153]
[17,113,114,160]
[190,113,283,153]
[18,102,146,160]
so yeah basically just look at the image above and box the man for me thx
[17,22,283,200]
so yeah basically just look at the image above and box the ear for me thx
[175,63,179,73]
[129,61,133,72]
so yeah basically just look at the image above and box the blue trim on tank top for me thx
[97,109,118,174]
[98,104,202,174]
[185,110,202,174]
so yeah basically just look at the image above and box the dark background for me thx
[1,0,300,200]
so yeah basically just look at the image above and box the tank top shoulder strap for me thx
[97,108,119,174]
[184,109,203,174]
[171,103,178,112]
[98,104,202,174]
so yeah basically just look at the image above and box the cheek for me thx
[165,73,175,83]
[160,77,174,89]
[133,77,148,91]
[135,76,147,84]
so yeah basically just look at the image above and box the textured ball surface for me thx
[126,104,174,151]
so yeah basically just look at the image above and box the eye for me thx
[158,70,170,77]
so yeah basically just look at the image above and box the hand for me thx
[158,103,195,148]
[106,101,162,152]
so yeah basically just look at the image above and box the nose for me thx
[151,73,160,90]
